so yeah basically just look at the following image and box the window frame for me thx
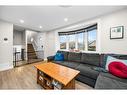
[59,24,98,52]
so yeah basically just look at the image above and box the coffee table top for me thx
[34,62,80,85]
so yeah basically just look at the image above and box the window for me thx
[88,29,97,51]
[58,24,97,52]
[59,35,67,49]
[77,33,85,50]
[69,34,76,49]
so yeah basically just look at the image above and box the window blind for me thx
[58,24,97,36]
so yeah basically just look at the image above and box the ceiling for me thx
[0,6,126,32]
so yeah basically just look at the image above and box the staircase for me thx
[27,44,37,59]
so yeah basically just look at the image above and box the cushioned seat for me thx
[63,61,80,69]
[76,64,99,79]
[52,61,67,67]
[53,61,80,69]
[95,72,127,89]
[99,72,127,83]
[52,60,64,64]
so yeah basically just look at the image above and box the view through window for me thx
[60,35,67,49]
[77,32,85,50]
[69,34,76,49]
[88,29,97,51]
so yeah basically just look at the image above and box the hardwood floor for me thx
[0,61,92,89]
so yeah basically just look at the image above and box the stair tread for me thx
[27,44,37,59]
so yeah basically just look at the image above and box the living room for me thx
[0,0,127,95]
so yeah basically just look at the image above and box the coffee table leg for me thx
[62,79,75,89]
[72,79,75,89]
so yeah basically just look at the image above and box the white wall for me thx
[0,20,13,71]
[35,32,45,59]
[13,30,23,45]
[26,30,38,44]
[44,31,56,59]
[100,10,127,54]
[13,30,26,61]
[44,9,127,58]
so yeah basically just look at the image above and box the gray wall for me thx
[13,30,25,45]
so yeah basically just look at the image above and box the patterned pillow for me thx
[108,61,127,78]
[105,56,127,71]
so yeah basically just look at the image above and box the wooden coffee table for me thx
[34,62,80,89]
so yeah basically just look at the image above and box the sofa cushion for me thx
[81,53,100,66]
[95,72,127,89]
[76,64,99,79]
[76,74,96,87]
[64,61,80,69]
[53,61,80,69]
[99,72,127,83]
[47,55,55,61]
[52,60,64,64]
[57,51,69,61]
[119,55,127,60]
[68,52,81,62]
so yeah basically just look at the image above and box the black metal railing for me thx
[13,50,44,67]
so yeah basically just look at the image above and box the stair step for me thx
[28,57,37,59]
[27,53,36,56]
[27,51,36,53]
[27,44,37,59]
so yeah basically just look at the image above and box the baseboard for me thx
[0,63,13,71]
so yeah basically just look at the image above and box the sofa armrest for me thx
[47,55,55,62]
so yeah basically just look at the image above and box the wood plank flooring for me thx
[0,61,92,89]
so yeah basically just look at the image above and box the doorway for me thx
[13,25,44,67]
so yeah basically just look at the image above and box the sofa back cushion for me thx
[81,53,101,66]
[119,55,127,60]
[57,50,69,61]
[68,52,82,62]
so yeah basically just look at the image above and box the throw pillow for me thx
[105,56,127,71]
[54,53,64,61]
[108,61,127,78]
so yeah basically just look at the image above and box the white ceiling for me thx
[0,6,126,32]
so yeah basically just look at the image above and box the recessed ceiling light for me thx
[64,18,68,22]
[39,26,42,28]
[59,5,72,8]
[20,19,24,23]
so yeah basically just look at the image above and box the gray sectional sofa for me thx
[47,50,127,89]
